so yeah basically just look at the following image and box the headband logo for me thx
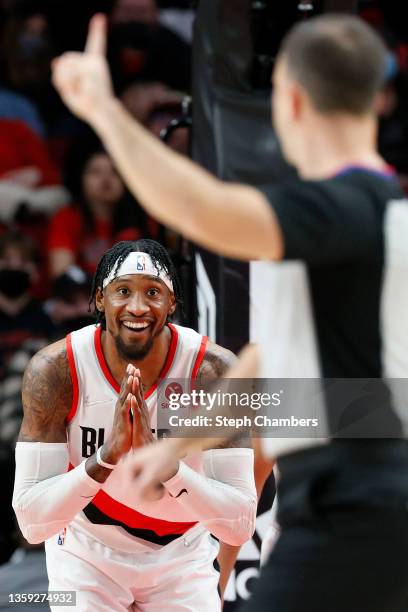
[136,254,146,272]
[103,252,173,291]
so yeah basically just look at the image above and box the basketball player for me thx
[52,13,408,611]
[12,239,257,611]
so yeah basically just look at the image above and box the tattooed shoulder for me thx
[197,341,236,383]
[19,338,72,442]
[197,342,251,449]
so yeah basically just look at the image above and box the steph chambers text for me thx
[168,415,319,429]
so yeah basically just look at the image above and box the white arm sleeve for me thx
[163,448,257,546]
[12,442,101,544]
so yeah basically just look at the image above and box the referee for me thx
[52,13,408,612]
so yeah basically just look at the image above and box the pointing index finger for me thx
[85,13,107,57]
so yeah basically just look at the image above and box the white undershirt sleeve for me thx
[163,448,257,546]
[12,442,101,544]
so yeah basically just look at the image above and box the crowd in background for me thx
[0,0,407,572]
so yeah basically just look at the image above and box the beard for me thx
[114,333,154,361]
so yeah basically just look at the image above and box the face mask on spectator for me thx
[0,269,31,299]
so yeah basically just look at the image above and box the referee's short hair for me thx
[280,14,387,115]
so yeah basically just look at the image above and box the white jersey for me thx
[65,323,208,552]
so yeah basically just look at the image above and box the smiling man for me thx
[12,239,257,611]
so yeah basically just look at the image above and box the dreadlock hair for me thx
[89,239,184,329]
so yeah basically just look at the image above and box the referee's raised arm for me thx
[52,14,283,262]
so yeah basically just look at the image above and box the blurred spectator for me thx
[45,265,94,337]
[111,0,194,42]
[0,118,57,182]
[0,230,54,379]
[0,332,48,564]
[111,0,158,25]
[0,229,54,563]
[48,145,146,278]
[108,0,191,94]
[0,335,47,455]
[0,8,59,126]
[120,79,182,124]
[108,0,192,163]
[0,118,69,224]
[0,85,45,136]
[120,80,189,152]
[0,2,87,154]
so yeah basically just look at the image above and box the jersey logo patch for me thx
[165,382,183,400]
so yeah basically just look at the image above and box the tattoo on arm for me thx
[18,340,72,443]
[197,342,251,449]
[196,341,236,383]
[214,429,252,450]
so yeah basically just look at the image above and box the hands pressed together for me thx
[102,364,154,465]
[101,364,180,500]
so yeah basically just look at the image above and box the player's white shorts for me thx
[45,523,221,611]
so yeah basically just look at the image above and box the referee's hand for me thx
[51,14,114,125]
[128,439,182,502]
